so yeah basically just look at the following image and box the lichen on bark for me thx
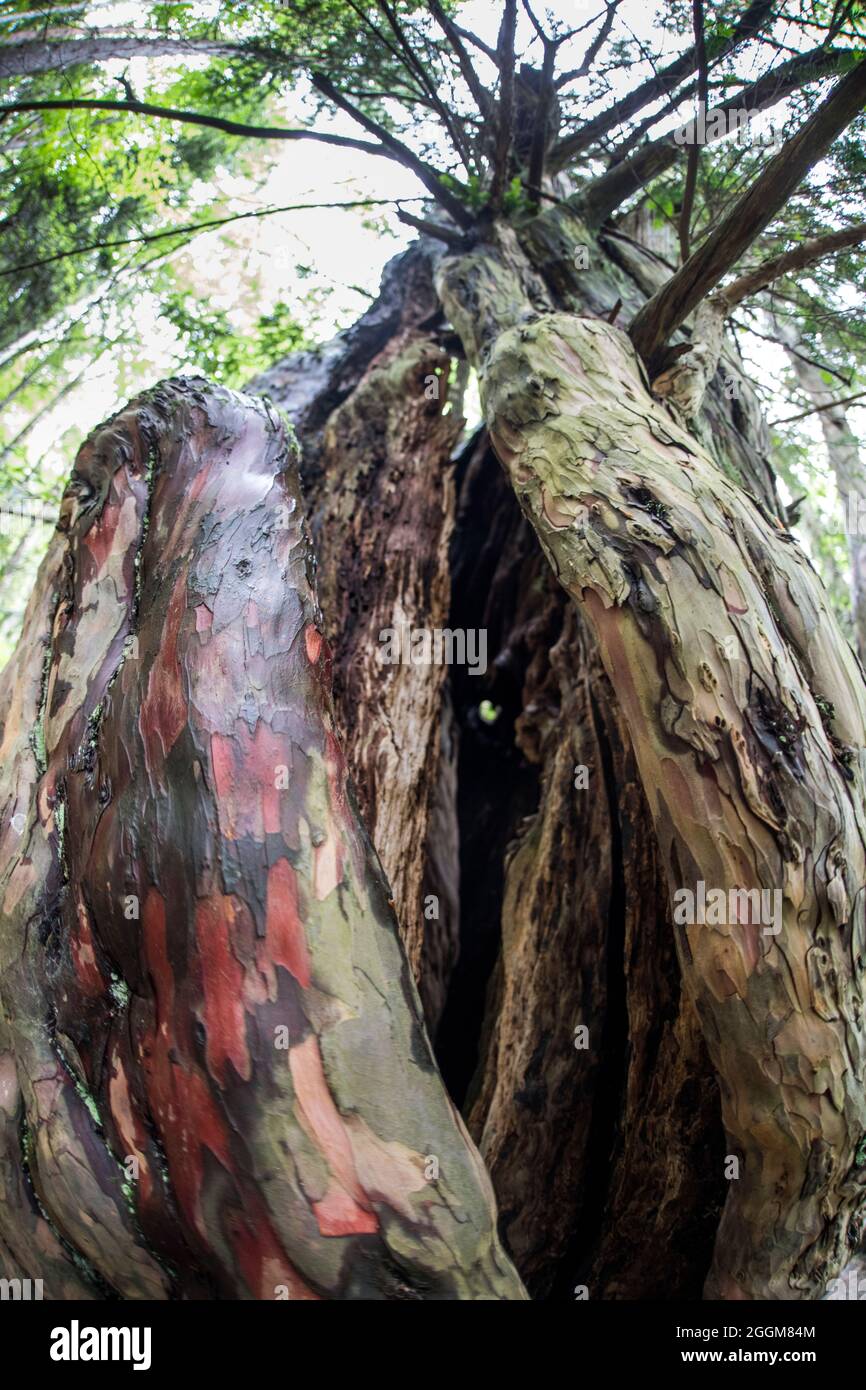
[438,241,866,1299]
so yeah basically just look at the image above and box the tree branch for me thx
[521,1,562,205]
[0,198,423,278]
[0,34,254,82]
[489,0,517,211]
[771,386,866,425]
[395,207,466,247]
[577,45,854,229]
[310,71,473,228]
[717,222,866,311]
[451,20,498,65]
[427,0,493,122]
[374,0,472,167]
[629,58,866,365]
[548,0,776,170]
[559,0,623,86]
[0,97,391,157]
[678,0,707,264]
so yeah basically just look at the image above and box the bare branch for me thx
[555,0,622,87]
[0,198,424,278]
[452,20,498,65]
[771,386,866,425]
[396,207,465,247]
[310,72,473,228]
[718,222,866,310]
[549,0,776,170]
[678,0,708,264]
[575,44,853,228]
[374,0,472,167]
[427,0,493,122]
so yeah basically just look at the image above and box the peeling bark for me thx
[0,378,525,1300]
[456,445,725,1300]
[251,243,463,1028]
[308,330,462,990]
[438,226,866,1299]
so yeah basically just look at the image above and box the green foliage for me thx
[160,293,307,384]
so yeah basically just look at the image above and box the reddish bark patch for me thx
[141,890,234,1235]
[305,624,323,665]
[195,895,251,1085]
[226,1196,321,1300]
[83,488,122,572]
[210,719,285,841]
[264,858,311,988]
[140,570,188,771]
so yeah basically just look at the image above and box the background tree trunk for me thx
[779,333,866,663]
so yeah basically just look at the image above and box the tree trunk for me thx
[436,211,866,1300]
[781,339,866,663]
[0,377,525,1300]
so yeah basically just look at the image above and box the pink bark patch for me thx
[305,624,323,665]
[108,1044,154,1206]
[195,603,213,633]
[140,571,188,770]
[72,893,105,998]
[210,719,285,840]
[289,1035,378,1236]
[195,895,251,1085]
[313,1185,379,1237]
[264,858,311,987]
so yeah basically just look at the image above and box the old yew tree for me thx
[1,0,866,1316]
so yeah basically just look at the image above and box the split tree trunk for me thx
[3,201,863,1302]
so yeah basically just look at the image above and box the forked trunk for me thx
[2,203,863,1301]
